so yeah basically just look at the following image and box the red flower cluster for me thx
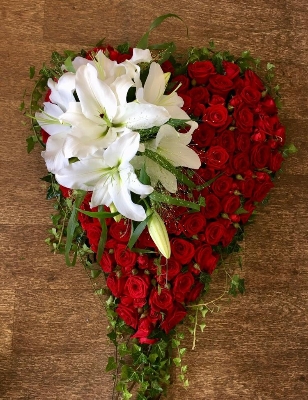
[59,55,285,344]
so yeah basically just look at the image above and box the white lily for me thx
[55,131,153,221]
[133,124,201,193]
[60,63,170,158]
[35,102,72,174]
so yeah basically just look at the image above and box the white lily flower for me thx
[55,131,154,221]
[48,73,76,111]
[137,62,198,134]
[60,63,170,158]
[134,124,201,193]
[35,102,72,174]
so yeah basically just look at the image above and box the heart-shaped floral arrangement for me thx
[23,14,295,400]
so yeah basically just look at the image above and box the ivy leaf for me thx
[29,66,35,79]
[173,357,181,367]
[105,356,117,372]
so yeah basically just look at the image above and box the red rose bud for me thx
[204,145,229,170]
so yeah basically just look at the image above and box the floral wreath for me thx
[22,14,296,400]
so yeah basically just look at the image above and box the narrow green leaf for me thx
[77,209,119,219]
[127,213,152,250]
[150,191,199,210]
[96,212,107,264]
[65,191,86,266]
[137,13,186,49]
[26,136,35,153]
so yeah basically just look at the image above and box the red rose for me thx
[274,125,286,146]
[161,60,174,74]
[156,256,182,284]
[114,244,137,274]
[116,304,138,330]
[99,251,115,273]
[234,104,254,133]
[221,194,241,214]
[208,74,234,98]
[202,194,221,219]
[109,219,131,242]
[124,274,150,299]
[186,282,205,302]
[217,130,236,153]
[244,70,265,91]
[170,238,195,264]
[209,95,225,106]
[179,93,192,112]
[205,221,226,245]
[203,105,229,128]
[194,244,218,274]
[181,212,206,237]
[161,303,187,334]
[131,317,157,345]
[85,223,102,253]
[222,61,240,80]
[260,94,278,114]
[240,200,256,223]
[172,272,195,302]
[192,103,206,118]
[59,185,72,198]
[236,132,251,153]
[187,60,216,85]
[238,177,255,198]
[221,225,237,247]
[149,288,174,311]
[192,124,216,148]
[232,152,251,174]
[240,86,262,107]
[172,74,190,93]
[269,151,283,172]
[250,143,271,169]
[204,145,229,170]
[188,86,209,105]
[252,181,275,202]
[211,175,233,198]
[106,272,126,297]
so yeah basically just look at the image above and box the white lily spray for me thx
[55,131,153,221]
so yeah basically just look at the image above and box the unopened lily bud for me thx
[147,209,171,259]
[109,203,121,222]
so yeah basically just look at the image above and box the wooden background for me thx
[0,1,307,399]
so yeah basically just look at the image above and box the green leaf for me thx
[29,66,35,79]
[127,214,151,250]
[234,207,249,215]
[149,41,176,64]
[199,323,206,332]
[96,213,107,264]
[139,163,151,185]
[137,13,186,50]
[117,42,130,54]
[64,56,75,73]
[65,191,86,266]
[151,341,167,359]
[90,269,101,278]
[150,191,200,210]
[105,356,117,372]
[148,353,158,363]
[173,357,181,367]
[76,209,119,219]
[26,136,36,153]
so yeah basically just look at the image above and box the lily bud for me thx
[109,203,122,222]
[147,209,171,259]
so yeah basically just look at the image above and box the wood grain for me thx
[0,0,307,399]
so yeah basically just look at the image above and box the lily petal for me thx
[41,132,69,173]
